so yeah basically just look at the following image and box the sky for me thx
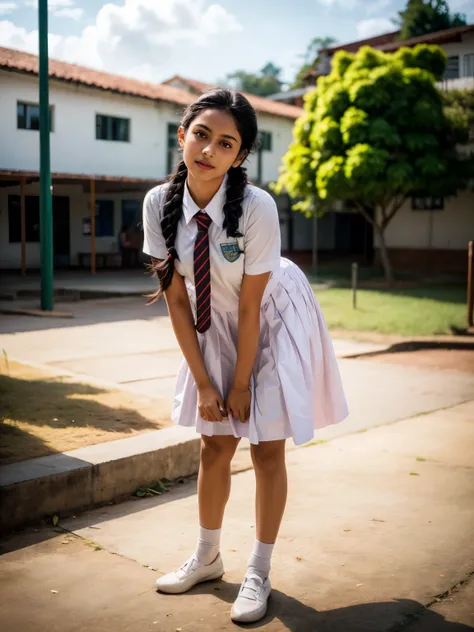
[1,0,473,87]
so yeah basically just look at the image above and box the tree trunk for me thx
[374,223,394,287]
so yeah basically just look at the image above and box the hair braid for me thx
[223,166,248,238]
[147,160,187,303]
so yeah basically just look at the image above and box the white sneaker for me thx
[155,554,224,594]
[231,572,272,623]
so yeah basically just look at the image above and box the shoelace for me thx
[177,556,200,578]
[239,574,265,600]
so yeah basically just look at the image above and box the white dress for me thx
[142,177,348,445]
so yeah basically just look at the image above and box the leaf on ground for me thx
[416,456,427,462]
[410,472,420,476]
[51,590,58,594]
[356,583,363,587]
[296,556,302,561]
[371,519,386,523]
[343,529,351,532]
[52,515,59,527]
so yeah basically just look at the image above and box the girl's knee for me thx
[251,440,286,473]
[200,435,239,468]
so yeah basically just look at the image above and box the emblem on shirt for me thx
[220,242,241,263]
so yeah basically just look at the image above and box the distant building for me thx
[0,52,302,271]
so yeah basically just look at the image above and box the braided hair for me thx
[148,88,258,303]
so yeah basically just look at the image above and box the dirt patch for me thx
[361,348,474,373]
[0,360,172,465]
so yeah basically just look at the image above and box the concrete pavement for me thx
[1,400,473,631]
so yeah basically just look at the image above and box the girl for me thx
[143,88,348,624]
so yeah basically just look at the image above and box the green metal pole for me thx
[39,0,53,310]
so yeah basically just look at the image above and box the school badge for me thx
[220,242,241,262]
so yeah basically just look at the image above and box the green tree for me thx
[223,63,283,97]
[395,0,467,40]
[275,45,473,285]
[292,36,337,89]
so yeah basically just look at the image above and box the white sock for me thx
[247,540,274,580]
[195,526,221,565]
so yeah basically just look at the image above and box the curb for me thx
[0,426,200,534]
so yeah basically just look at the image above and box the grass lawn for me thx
[0,360,172,465]
[312,284,467,336]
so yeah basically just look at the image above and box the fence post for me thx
[352,262,358,310]
[468,241,473,328]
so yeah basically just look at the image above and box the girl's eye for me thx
[195,131,206,139]
[221,142,232,149]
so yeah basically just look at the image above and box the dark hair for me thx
[148,88,258,302]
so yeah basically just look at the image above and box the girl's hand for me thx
[198,385,227,422]
[226,387,251,423]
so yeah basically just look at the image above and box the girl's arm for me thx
[155,259,225,421]
[227,272,271,421]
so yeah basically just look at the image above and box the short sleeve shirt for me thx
[142,176,281,312]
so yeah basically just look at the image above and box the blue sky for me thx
[1,0,473,86]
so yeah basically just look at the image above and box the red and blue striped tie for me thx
[194,211,212,333]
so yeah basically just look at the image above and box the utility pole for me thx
[39,0,54,310]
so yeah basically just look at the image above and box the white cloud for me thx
[0,2,17,14]
[54,7,83,19]
[24,0,83,20]
[357,17,395,39]
[1,0,242,79]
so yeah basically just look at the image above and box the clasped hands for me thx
[197,383,250,423]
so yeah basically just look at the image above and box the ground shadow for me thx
[0,373,165,465]
[0,293,169,335]
[175,580,474,632]
[347,340,474,359]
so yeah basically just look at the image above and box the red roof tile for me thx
[319,24,474,56]
[0,48,302,120]
[161,74,303,119]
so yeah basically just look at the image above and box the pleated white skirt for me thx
[172,258,348,445]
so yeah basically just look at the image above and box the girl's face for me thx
[178,109,247,183]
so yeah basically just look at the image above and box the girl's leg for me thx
[195,434,240,564]
[155,434,239,594]
[249,439,287,577]
[231,440,287,623]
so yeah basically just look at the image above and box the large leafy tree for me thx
[223,63,283,97]
[291,36,337,89]
[395,0,467,40]
[275,45,473,285]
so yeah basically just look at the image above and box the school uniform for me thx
[142,176,348,445]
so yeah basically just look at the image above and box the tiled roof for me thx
[162,75,215,93]
[161,74,303,119]
[319,31,400,54]
[0,48,302,119]
[0,46,193,107]
[319,24,474,56]
[378,24,474,52]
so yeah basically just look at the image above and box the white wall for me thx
[376,189,474,251]
[0,70,297,186]
[0,71,183,180]
[441,32,474,77]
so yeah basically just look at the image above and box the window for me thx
[96,114,130,142]
[167,123,180,175]
[464,54,474,78]
[444,56,460,80]
[412,196,444,211]
[17,102,53,131]
[8,195,40,242]
[95,200,115,236]
[259,131,272,152]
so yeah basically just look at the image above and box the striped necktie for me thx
[194,211,212,333]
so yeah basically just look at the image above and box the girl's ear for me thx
[178,126,185,149]
[233,149,248,169]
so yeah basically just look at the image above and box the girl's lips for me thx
[195,160,215,171]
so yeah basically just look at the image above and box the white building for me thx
[0,47,302,271]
